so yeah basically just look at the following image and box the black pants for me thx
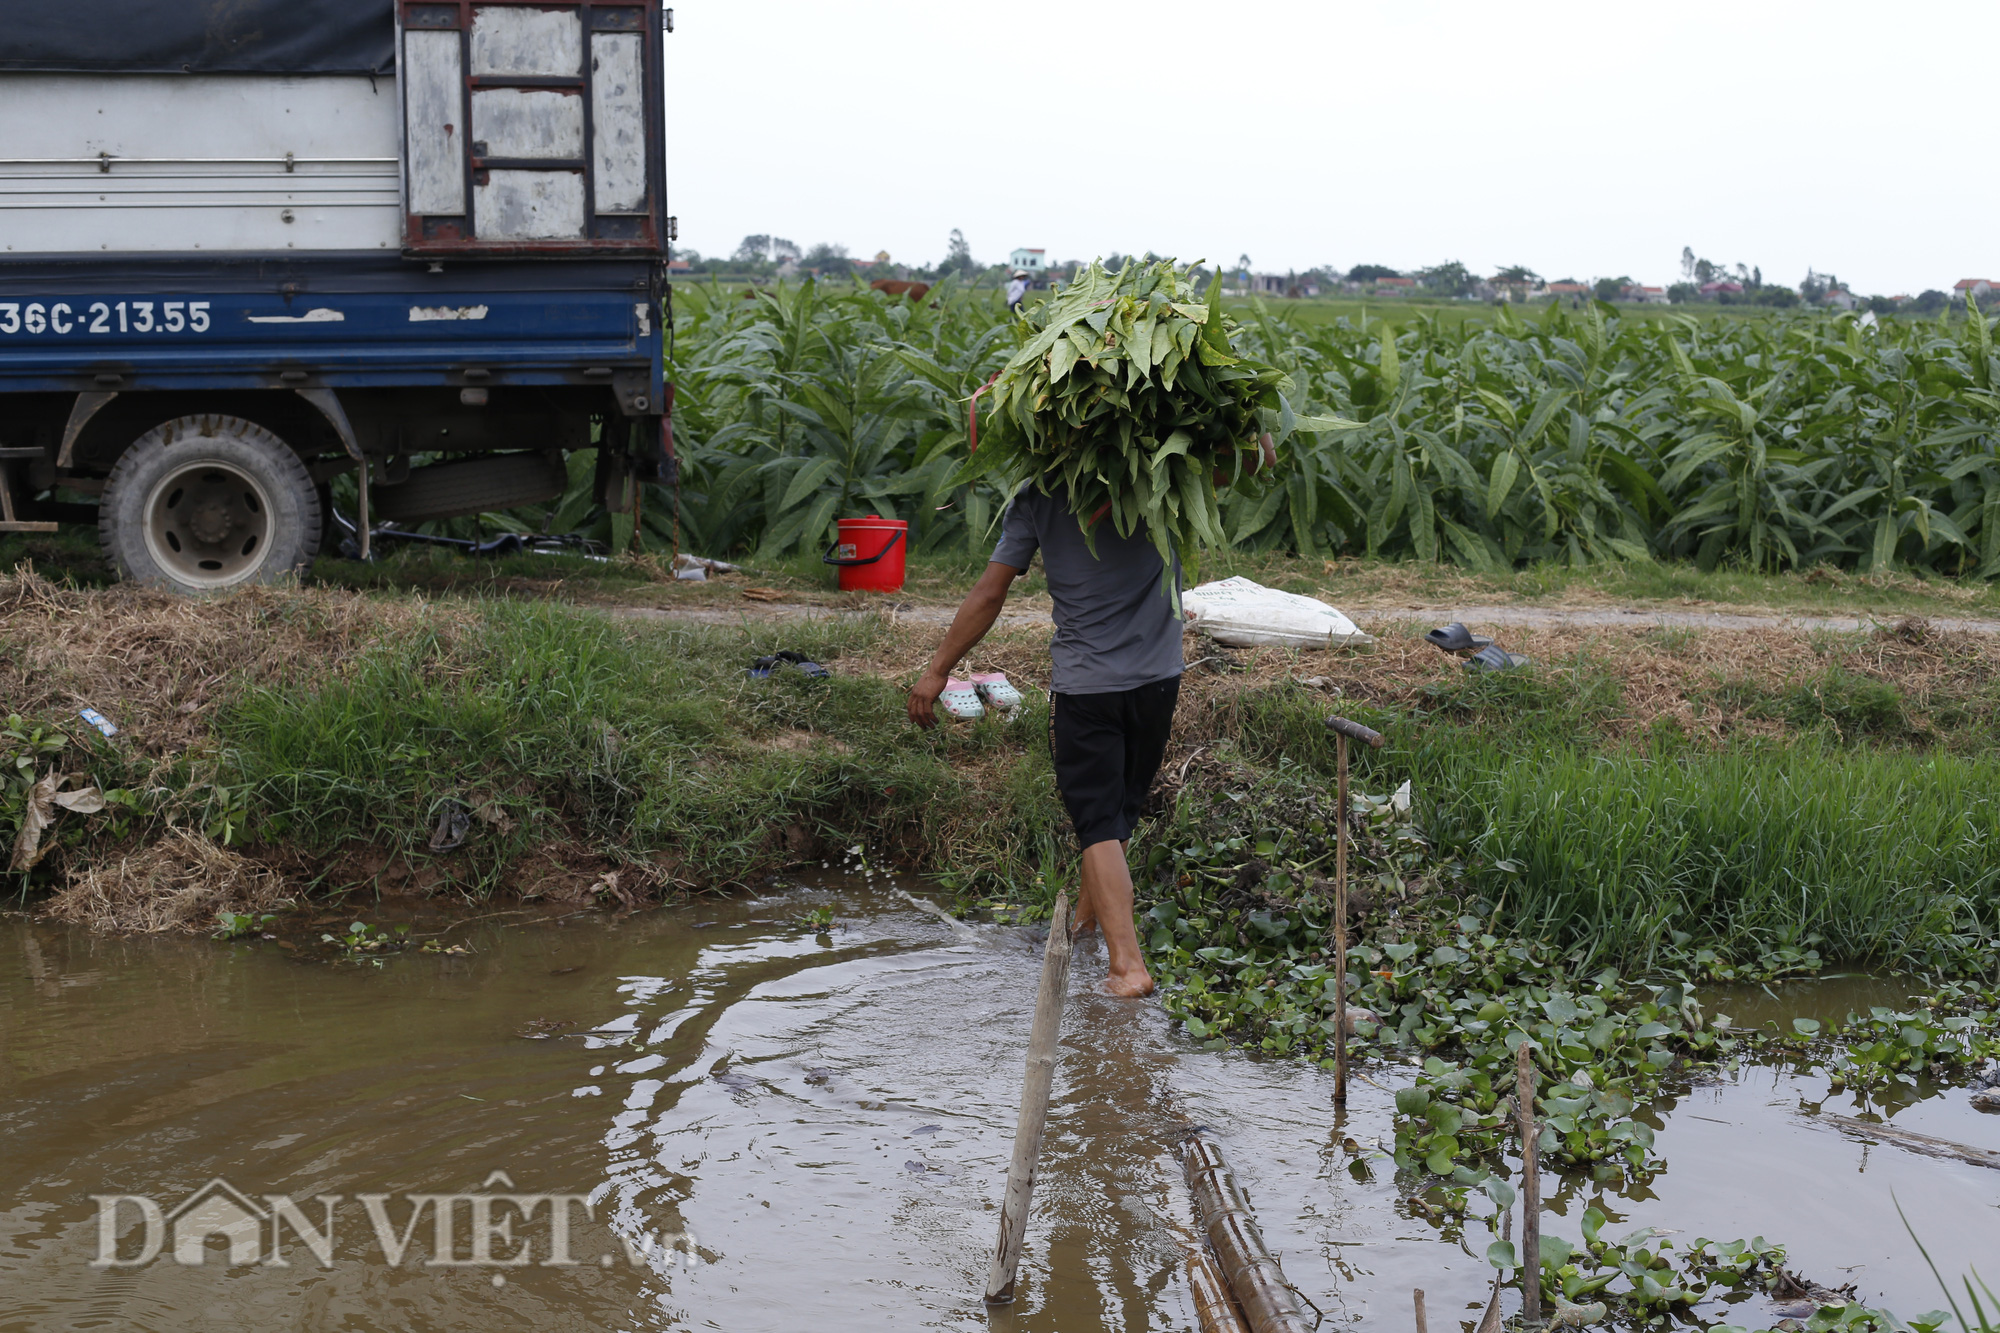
[1049,675,1181,847]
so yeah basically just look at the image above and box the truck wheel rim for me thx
[141,460,276,588]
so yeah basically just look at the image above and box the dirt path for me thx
[604,599,2000,636]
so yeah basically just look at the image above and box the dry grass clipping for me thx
[0,565,473,756]
[46,827,291,933]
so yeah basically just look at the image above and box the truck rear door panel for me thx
[400,1,664,255]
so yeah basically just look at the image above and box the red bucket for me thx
[823,515,907,592]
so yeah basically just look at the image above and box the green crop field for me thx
[650,275,2000,584]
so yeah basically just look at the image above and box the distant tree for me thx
[772,238,801,263]
[1668,282,1699,304]
[1800,269,1831,304]
[1867,295,1897,315]
[732,234,773,264]
[1104,252,1128,273]
[1236,253,1253,278]
[1755,285,1799,308]
[1681,246,1697,282]
[803,242,852,278]
[1751,265,1763,290]
[1594,275,1635,302]
[1493,264,1541,285]
[938,229,975,277]
[1694,257,1719,285]
[1347,263,1400,282]
[1733,263,1752,286]
[1912,289,1948,314]
[1418,260,1475,296]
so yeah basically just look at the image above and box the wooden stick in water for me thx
[1818,1113,2000,1171]
[1516,1041,1542,1327]
[984,889,1074,1305]
[1333,730,1349,1105]
[1321,715,1383,1108]
[1414,1287,1429,1333]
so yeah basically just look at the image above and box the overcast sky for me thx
[664,1,1994,295]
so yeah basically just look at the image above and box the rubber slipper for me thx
[748,651,830,680]
[778,650,830,680]
[1426,622,1493,657]
[969,672,1024,711]
[1463,645,1530,672]
[938,679,985,720]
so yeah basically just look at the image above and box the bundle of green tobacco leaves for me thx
[954,259,1304,601]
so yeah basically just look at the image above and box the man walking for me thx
[908,487,1186,998]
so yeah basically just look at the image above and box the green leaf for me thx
[1487,450,1521,519]
[1486,1240,1518,1270]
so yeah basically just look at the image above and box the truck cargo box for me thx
[0,0,668,257]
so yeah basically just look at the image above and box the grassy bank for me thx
[7,565,2000,976]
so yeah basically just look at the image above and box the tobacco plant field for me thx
[653,277,2000,577]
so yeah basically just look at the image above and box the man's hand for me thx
[908,669,949,729]
[907,562,1020,729]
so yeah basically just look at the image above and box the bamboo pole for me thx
[1333,730,1349,1104]
[1189,1249,1255,1333]
[1516,1042,1542,1328]
[1819,1113,2000,1171]
[1414,1287,1429,1333]
[1181,1133,1313,1333]
[1336,728,1352,1096]
[984,889,1074,1305]
[1475,1211,1511,1333]
[1322,715,1384,1107]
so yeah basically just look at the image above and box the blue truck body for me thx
[0,256,662,404]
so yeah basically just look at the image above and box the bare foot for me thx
[1098,969,1155,998]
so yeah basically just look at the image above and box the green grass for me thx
[1166,651,2000,971]
[216,599,1067,898]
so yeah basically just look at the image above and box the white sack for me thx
[1180,576,1375,650]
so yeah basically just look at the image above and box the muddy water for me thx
[3,887,1996,1332]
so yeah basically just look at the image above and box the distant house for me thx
[1248,272,1318,297]
[666,259,692,275]
[1953,279,1994,299]
[1546,281,1590,299]
[1009,248,1047,273]
[1622,285,1667,304]
[1824,288,1858,311]
[1699,280,1744,297]
[1373,276,1416,294]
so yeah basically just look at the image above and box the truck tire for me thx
[98,415,321,593]
[372,452,568,523]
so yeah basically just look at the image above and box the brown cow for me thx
[870,279,932,301]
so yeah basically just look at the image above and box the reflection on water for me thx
[2,884,1995,1331]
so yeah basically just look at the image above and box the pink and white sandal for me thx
[938,679,986,721]
[970,672,1024,711]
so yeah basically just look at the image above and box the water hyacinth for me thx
[953,259,1337,602]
